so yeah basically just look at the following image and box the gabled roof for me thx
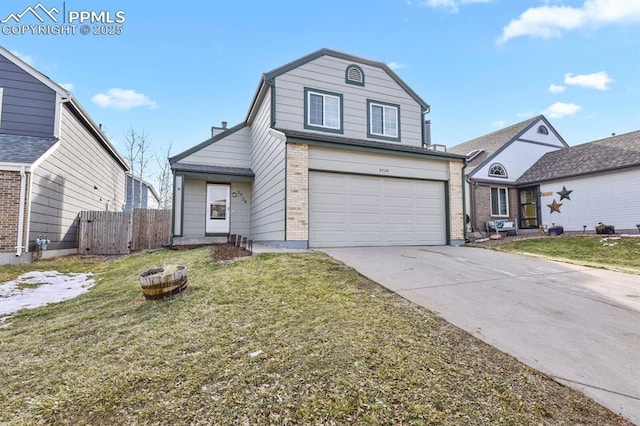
[0,134,58,164]
[0,46,129,171]
[246,48,430,123]
[448,115,565,175]
[517,130,640,185]
[169,123,247,164]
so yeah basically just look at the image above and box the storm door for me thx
[206,184,230,234]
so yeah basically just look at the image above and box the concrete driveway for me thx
[321,246,640,424]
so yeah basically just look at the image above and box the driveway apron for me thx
[321,246,640,424]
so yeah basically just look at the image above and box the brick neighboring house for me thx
[170,49,466,248]
[449,115,568,233]
[0,46,129,264]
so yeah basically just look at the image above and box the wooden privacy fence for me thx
[78,209,171,255]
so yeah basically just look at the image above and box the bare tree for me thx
[156,144,173,209]
[136,130,152,209]
[123,128,152,210]
[123,127,140,211]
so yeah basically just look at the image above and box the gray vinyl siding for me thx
[182,178,205,237]
[28,105,126,250]
[308,146,449,181]
[180,126,252,168]
[181,180,251,237]
[274,55,423,147]
[0,54,56,137]
[250,88,286,241]
[230,182,251,236]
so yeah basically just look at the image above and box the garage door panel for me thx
[309,172,446,247]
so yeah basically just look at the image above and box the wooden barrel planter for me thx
[139,266,187,300]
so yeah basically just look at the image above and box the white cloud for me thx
[543,102,581,118]
[517,111,535,118]
[564,71,613,90]
[60,83,74,91]
[549,84,566,93]
[10,50,33,65]
[387,62,406,70]
[491,120,506,128]
[499,0,640,42]
[91,88,158,111]
[419,0,491,13]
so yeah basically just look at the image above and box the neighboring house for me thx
[125,173,161,211]
[449,115,568,233]
[517,130,640,233]
[170,48,466,248]
[0,46,129,265]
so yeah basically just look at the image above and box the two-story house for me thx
[170,49,466,248]
[0,46,129,264]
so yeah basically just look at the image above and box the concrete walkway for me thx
[321,246,640,424]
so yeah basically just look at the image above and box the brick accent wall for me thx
[471,183,518,232]
[0,171,29,253]
[448,161,465,242]
[285,143,309,241]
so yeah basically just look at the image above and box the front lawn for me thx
[490,236,640,274]
[0,249,629,424]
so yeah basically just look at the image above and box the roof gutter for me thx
[16,165,26,257]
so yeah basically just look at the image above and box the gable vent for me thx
[348,67,362,82]
[345,64,365,86]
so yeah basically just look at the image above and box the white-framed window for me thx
[367,100,400,141]
[491,187,509,217]
[488,163,508,178]
[304,87,342,133]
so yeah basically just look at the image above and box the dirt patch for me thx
[212,243,252,261]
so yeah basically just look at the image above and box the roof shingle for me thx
[448,116,541,173]
[0,134,58,164]
[517,130,640,185]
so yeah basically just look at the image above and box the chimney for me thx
[211,120,229,138]
[424,120,432,147]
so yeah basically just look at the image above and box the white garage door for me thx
[309,172,446,247]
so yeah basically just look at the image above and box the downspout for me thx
[16,166,26,256]
[461,159,469,243]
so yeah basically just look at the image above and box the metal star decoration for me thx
[556,186,573,201]
[547,199,562,214]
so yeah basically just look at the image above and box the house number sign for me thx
[379,167,390,174]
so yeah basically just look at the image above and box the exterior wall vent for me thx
[345,64,365,86]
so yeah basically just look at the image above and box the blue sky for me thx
[1,0,639,179]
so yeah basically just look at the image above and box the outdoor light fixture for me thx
[232,192,237,197]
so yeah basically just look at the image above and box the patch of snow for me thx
[0,270,94,323]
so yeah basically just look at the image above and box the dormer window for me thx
[488,163,508,178]
[345,64,364,86]
[537,125,549,135]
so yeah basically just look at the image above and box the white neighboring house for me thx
[124,173,161,211]
[517,130,640,232]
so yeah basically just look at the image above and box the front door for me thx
[206,184,230,234]
[519,187,540,229]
